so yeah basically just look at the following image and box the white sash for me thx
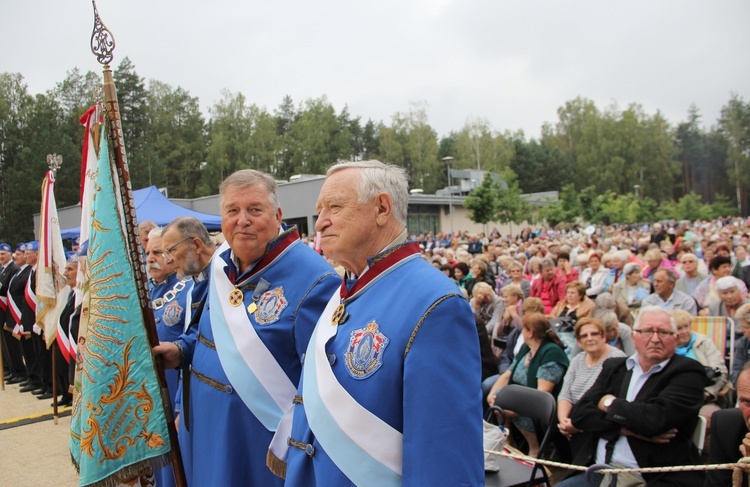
[302,289,403,486]
[209,242,297,436]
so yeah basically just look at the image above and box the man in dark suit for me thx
[705,363,750,486]
[559,306,707,487]
[6,244,33,389]
[0,242,23,382]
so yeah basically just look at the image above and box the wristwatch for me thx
[603,396,615,411]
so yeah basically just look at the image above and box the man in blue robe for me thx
[154,170,339,486]
[146,228,192,487]
[160,216,218,484]
[282,160,484,486]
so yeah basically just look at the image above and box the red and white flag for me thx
[36,170,68,352]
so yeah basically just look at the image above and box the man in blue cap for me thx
[0,242,23,383]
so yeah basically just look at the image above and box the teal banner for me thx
[70,123,171,486]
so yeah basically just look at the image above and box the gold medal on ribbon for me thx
[228,288,243,307]
[331,303,346,326]
[247,302,258,314]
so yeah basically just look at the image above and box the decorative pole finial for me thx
[90,0,115,65]
[47,153,63,172]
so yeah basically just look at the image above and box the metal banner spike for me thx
[90,0,115,65]
[46,154,63,171]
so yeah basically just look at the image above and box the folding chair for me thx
[691,316,736,371]
[485,385,556,487]
[692,415,707,454]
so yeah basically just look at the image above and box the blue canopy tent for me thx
[60,186,222,239]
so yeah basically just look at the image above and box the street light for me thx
[634,184,640,198]
[442,156,454,234]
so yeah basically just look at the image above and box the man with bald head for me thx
[560,307,707,486]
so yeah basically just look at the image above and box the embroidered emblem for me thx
[345,321,389,380]
[162,300,183,327]
[254,287,288,325]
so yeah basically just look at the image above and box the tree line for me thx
[0,57,748,244]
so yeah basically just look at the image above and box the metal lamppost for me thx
[442,156,454,234]
[634,184,640,198]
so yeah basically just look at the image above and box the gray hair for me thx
[595,292,616,310]
[163,217,213,247]
[593,309,619,330]
[636,306,678,332]
[219,169,280,211]
[539,257,555,270]
[147,227,163,239]
[623,262,641,276]
[654,267,678,284]
[612,250,629,262]
[326,160,409,225]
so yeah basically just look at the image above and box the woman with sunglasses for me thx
[557,317,626,439]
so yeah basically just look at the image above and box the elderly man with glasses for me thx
[558,306,707,487]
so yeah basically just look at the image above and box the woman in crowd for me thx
[526,256,542,284]
[597,309,635,356]
[501,260,531,298]
[695,256,747,309]
[732,303,750,385]
[570,307,635,357]
[466,258,494,297]
[579,252,608,299]
[487,313,569,457]
[491,284,524,357]
[549,281,595,325]
[672,310,729,430]
[496,297,545,375]
[642,248,674,284]
[555,251,580,284]
[470,282,503,336]
[612,262,651,315]
[701,275,750,318]
[557,317,627,438]
[453,261,471,289]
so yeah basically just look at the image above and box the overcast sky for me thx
[2,1,748,139]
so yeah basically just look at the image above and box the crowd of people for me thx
[3,162,750,485]
[414,217,750,485]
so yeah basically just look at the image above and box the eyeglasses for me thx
[633,329,675,339]
[577,331,602,339]
[163,237,192,258]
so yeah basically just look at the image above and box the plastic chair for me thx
[485,385,556,487]
[691,316,736,370]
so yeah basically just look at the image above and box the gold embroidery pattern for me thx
[198,333,216,350]
[192,367,231,394]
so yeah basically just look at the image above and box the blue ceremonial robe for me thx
[174,269,210,484]
[152,273,191,487]
[175,228,339,487]
[285,242,485,486]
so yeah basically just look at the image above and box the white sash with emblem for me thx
[209,242,297,450]
[302,290,404,486]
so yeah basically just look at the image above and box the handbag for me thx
[483,405,509,472]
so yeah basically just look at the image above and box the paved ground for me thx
[0,380,78,487]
